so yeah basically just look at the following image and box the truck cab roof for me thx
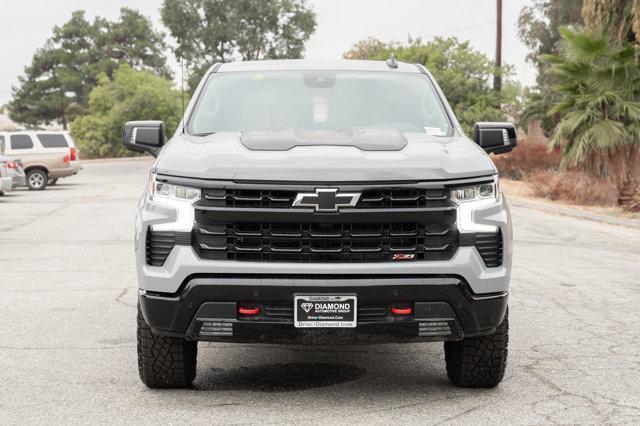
[216,59,423,74]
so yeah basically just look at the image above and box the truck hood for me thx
[154,131,497,182]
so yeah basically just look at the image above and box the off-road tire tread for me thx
[137,304,197,388]
[444,310,508,388]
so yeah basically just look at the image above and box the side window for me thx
[0,135,5,154]
[37,134,69,148]
[10,134,34,150]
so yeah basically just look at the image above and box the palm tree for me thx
[548,27,640,211]
[582,0,640,44]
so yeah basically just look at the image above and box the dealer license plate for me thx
[294,295,357,328]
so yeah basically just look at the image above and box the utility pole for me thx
[494,0,502,92]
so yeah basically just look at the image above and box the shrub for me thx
[493,139,562,179]
[527,170,617,206]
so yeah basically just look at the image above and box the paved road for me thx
[1,159,639,424]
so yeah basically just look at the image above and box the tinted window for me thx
[188,71,452,136]
[38,134,69,148]
[10,135,34,150]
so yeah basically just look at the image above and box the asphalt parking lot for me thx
[1,158,639,424]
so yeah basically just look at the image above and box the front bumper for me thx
[139,275,508,344]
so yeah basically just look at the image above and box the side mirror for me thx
[472,122,517,155]
[123,121,165,157]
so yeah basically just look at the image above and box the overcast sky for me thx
[0,0,535,106]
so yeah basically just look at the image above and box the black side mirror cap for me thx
[123,121,166,157]
[472,122,517,155]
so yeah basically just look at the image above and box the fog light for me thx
[239,306,260,316]
[391,306,412,315]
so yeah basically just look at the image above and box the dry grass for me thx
[493,138,620,208]
[493,140,562,179]
[527,170,618,207]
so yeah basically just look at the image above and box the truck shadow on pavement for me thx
[194,362,367,392]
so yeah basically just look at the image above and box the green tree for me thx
[344,37,511,134]
[70,65,183,158]
[161,0,317,92]
[517,0,583,134]
[548,27,640,211]
[518,0,584,66]
[9,8,170,129]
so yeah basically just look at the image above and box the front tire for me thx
[444,309,508,388]
[137,304,197,388]
[26,169,48,190]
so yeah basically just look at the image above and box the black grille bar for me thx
[474,232,503,267]
[146,230,175,266]
[146,229,192,267]
[459,231,503,267]
[201,187,450,209]
[195,206,456,224]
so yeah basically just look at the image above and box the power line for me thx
[318,15,518,60]
[420,14,517,39]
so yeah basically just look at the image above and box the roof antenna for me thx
[386,53,398,69]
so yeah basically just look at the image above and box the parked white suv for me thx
[0,131,82,190]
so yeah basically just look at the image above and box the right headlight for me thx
[148,173,200,202]
[147,173,199,232]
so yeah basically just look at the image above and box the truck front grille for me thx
[193,221,458,262]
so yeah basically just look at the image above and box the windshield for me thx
[187,71,452,136]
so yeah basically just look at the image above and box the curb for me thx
[508,197,640,229]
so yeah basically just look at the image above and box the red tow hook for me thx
[238,306,260,316]
[391,306,412,315]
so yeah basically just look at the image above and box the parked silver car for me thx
[0,138,26,189]
[0,162,13,195]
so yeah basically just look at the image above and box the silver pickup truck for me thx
[125,59,516,389]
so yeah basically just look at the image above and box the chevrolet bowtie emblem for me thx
[292,188,361,212]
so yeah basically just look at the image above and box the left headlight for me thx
[451,180,499,203]
[450,176,501,233]
[149,173,200,202]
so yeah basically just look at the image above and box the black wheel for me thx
[49,178,58,186]
[444,309,508,388]
[137,304,197,388]
[26,169,48,190]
